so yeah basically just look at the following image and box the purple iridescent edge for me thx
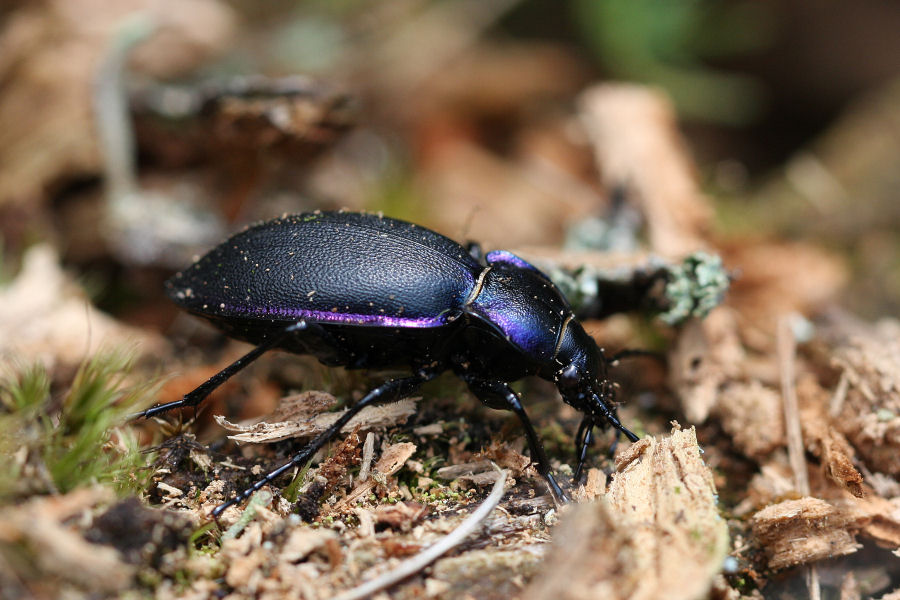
[222,304,451,328]
[485,250,538,271]
[471,301,553,360]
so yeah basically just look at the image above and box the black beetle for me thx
[139,211,638,516]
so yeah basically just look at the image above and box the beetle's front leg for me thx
[463,376,570,505]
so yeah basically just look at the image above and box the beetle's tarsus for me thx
[545,472,570,505]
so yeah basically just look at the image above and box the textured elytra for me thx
[166,212,481,327]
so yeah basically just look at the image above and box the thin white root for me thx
[333,470,509,600]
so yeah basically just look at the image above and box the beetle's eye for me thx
[557,364,581,388]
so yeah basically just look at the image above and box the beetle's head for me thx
[553,320,639,472]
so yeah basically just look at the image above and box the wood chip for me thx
[527,426,728,600]
[334,442,417,510]
[668,308,745,424]
[715,380,786,460]
[279,528,338,563]
[750,497,861,570]
[216,397,419,443]
[820,316,900,476]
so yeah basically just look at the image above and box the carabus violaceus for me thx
[139,211,639,516]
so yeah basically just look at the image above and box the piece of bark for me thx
[526,426,727,600]
[796,374,865,497]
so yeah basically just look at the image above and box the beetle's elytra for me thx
[139,211,638,516]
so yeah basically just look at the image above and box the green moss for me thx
[0,351,157,501]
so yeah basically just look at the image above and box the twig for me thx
[333,470,509,600]
[358,432,376,482]
[777,316,808,494]
[777,316,820,600]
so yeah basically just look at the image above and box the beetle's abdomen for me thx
[166,212,481,327]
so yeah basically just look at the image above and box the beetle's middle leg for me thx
[136,321,312,419]
[463,377,570,504]
[212,367,441,517]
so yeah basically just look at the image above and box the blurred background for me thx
[3,2,900,598]
[2,0,899,335]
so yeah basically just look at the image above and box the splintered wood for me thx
[750,498,861,570]
[216,392,419,443]
[526,427,727,600]
[823,316,900,476]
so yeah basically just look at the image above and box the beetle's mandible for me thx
[139,211,638,515]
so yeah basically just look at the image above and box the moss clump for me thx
[0,351,156,500]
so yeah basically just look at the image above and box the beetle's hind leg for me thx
[463,377,570,505]
[135,321,310,419]
[212,367,441,518]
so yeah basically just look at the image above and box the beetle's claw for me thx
[545,472,570,505]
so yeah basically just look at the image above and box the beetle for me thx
[139,211,638,516]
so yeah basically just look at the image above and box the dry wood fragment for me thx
[373,502,429,531]
[216,395,418,443]
[526,426,727,600]
[668,308,745,424]
[435,460,496,480]
[796,374,865,497]
[578,84,712,258]
[279,528,338,563]
[334,442,418,510]
[818,315,900,476]
[750,497,861,570]
[715,381,786,460]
